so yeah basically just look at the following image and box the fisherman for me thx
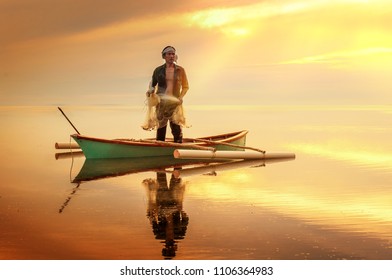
[146,46,189,143]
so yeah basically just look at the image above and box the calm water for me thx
[0,105,391,260]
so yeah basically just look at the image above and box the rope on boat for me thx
[69,135,76,182]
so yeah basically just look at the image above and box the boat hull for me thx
[71,130,248,159]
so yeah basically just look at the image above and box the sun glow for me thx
[2,0,392,106]
[279,47,392,67]
[186,168,392,240]
[288,142,392,170]
[185,1,311,37]
[185,0,375,35]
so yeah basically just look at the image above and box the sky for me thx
[1,0,391,106]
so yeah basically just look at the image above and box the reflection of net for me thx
[142,94,189,131]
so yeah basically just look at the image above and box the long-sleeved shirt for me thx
[150,63,189,98]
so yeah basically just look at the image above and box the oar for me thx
[58,107,81,135]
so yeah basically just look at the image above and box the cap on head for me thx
[162,46,176,58]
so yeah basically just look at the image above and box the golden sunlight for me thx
[287,142,392,169]
[185,1,308,36]
[280,48,392,67]
[184,0,376,36]
[186,169,392,239]
[221,27,250,37]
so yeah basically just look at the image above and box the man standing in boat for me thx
[146,46,189,143]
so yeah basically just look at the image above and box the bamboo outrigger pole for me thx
[55,142,81,149]
[58,107,81,135]
[183,137,266,153]
[173,149,296,160]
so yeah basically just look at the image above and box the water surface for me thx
[0,105,391,259]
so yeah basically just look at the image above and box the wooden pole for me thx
[173,149,295,160]
[55,151,84,160]
[58,107,81,135]
[173,159,266,178]
[55,142,81,149]
[183,137,265,153]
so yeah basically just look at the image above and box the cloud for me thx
[187,1,309,28]
[184,0,376,36]
[0,0,172,46]
[1,0,391,106]
[0,5,146,48]
[0,0,262,47]
[185,1,310,37]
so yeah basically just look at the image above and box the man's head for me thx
[162,46,176,59]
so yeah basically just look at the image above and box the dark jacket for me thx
[151,64,189,98]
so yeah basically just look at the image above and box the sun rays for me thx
[1,0,392,105]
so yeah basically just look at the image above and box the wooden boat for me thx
[71,130,248,159]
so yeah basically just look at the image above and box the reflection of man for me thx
[146,46,189,143]
[143,171,189,259]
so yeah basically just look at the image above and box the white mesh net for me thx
[142,94,190,130]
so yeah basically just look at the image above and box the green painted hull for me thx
[72,156,225,182]
[71,130,248,159]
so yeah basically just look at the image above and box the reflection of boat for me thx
[141,157,294,259]
[72,156,225,183]
[55,151,84,160]
[72,155,295,183]
[71,130,248,159]
[173,157,294,178]
[64,153,295,259]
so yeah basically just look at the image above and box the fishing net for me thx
[141,92,160,131]
[142,94,189,130]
